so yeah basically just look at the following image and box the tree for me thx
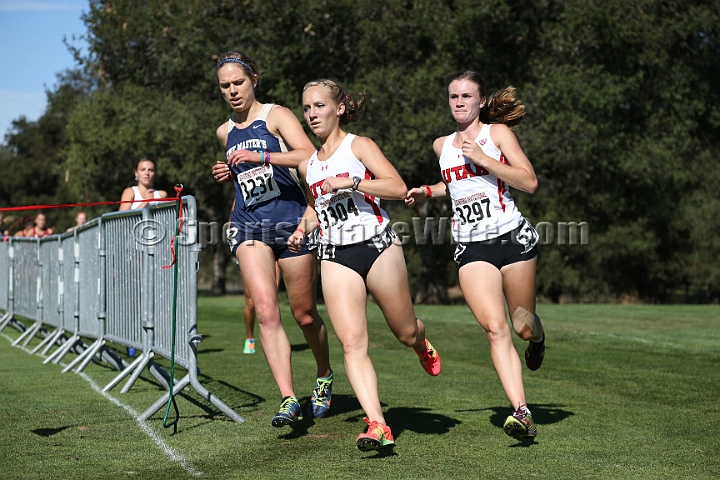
[11,0,717,301]
[521,0,720,301]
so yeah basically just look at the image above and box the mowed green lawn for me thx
[1,299,718,479]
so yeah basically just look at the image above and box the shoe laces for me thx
[420,344,437,363]
[513,406,532,424]
[278,397,298,414]
[312,379,331,404]
[363,418,386,438]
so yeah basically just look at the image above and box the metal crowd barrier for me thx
[50,221,126,373]
[0,240,11,330]
[0,196,243,423]
[9,238,41,346]
[29,236,62,355]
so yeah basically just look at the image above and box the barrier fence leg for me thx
[148,362,172,391]
[136,332,245,423]
[31,327,61,354]
[138,374,192,422]
[44,333,79,365]
[187,332,244,423]
[102,353,147,392]
[52,334,82,365]
[8,318,27,333]
[12,321,41,347]
[40,329,66,356]
[98,347,128,372]
[0,312,12,332]
[102,350,157,393]
[20,322,43,348]
[63,338,104,373]
[68,341,130,373]
[120,351,157,393]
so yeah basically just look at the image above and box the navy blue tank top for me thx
[226,104,307,234]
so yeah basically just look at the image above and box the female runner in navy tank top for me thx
[211,51,333,427]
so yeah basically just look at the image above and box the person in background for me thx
[66,211,87,232]
[119,157,168,211]
[13,217,34,238]
[15,212,53,237]
[405,70,544,439]
[0,213,8,241]
[118,158,167,358]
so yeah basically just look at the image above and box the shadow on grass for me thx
[456,403,573,429]
[276,404,459,447]
[161,379,266,433]
[454,403,573,447]
[360,447,399,459]
[338,405,461,441]
[277,420,312,439]
[313,393,363,418]
[275,394,364,440]
[197,348,224,355]
[276,395,454,443]
[485,403,574,429]
[31,426,73,437]
[85,353,265,416]
[385,407,461,439]
[195,378,265,411]
[508,437,537,448]
[487,404,574,446]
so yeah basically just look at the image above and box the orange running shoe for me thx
[417,338,442,376]
[356,418,395,451]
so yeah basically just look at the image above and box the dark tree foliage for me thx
[2,0,718,301]
[520,0,720,302]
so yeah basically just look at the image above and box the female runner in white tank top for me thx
[119,157,168,210]
[288,79,442,452]
[406,71,545,440]
[117,156,168,358]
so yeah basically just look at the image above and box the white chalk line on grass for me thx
[1,333,203,477]
[79,372,204,477]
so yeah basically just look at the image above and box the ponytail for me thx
[482,86,525,128]
[303,79,367,125]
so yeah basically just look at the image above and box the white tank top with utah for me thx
[306,133,390,246]
[440,124,523,243]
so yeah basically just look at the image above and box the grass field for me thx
[1,299,719,479]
